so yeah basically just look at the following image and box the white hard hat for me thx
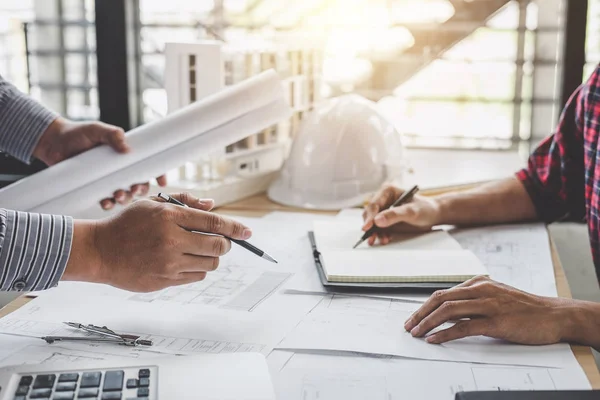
[268,94,404,210]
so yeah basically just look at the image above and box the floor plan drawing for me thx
[274,353,588,400]
[451,223,556,297]
[128,266,292,312]
[139,332,266,354]
[0,317,269,358]
[300,373,389,400]
[320,294,419,317]
[0,344,105,367]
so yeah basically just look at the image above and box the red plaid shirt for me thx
[516,66,599,279]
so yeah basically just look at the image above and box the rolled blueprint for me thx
[36,100,290,215]
[0,70,290,215]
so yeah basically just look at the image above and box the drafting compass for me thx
[41,322,153,347]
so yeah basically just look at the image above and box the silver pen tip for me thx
[157,192,169,201]
[262,253,278,263]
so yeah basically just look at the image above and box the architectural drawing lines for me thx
[128,266,291,312]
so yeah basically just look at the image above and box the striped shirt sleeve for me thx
[0,74,58,163]
[0,209,73,291]
[0,75,72,291]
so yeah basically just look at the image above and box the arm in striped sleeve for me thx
[0,209,73,291]
[0,75,58,163]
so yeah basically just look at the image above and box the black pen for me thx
[158,193,278,263]
[353,185,420,249]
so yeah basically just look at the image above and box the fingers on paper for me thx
[455,275,491,288]
[409,299,487,338]
[404,276,497,343]
[404,286,480,331]
[425,320,490,344]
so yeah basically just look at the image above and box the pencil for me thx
[158,193,277,263]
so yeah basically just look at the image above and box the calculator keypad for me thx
[13,367,156,400]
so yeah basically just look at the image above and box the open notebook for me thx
[311,220,488,284]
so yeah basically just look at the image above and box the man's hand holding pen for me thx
[62,192,252,292]
[361,185,440,246]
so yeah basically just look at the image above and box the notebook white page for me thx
[320,249,488,282]
[312,220,487,282]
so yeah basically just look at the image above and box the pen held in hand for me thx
[353,185,420,249]
[157,193,278,263]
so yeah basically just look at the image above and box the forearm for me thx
[433,177,538,226]
[559,299,600,350]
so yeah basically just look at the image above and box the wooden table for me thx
[1,192,599,388]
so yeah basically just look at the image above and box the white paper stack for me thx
[0,70,290,216]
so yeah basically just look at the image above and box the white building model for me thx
[162,41,321,206]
